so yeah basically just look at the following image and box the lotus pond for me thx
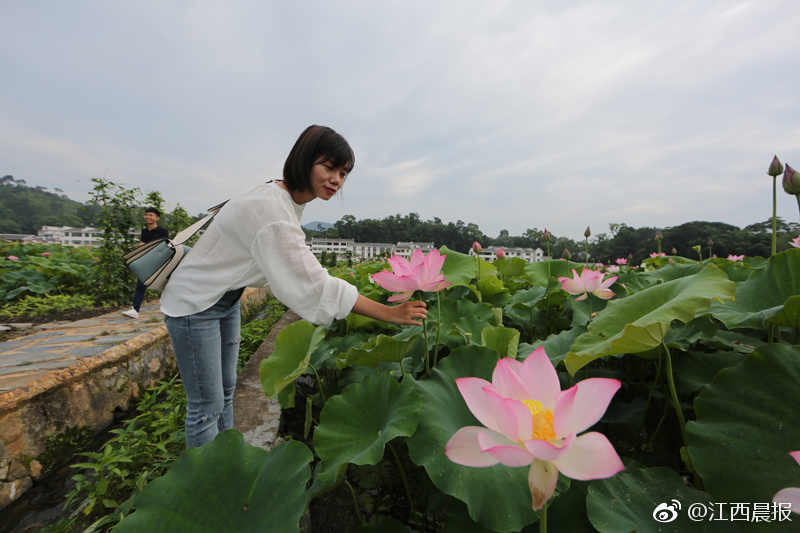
[113,246,800,533]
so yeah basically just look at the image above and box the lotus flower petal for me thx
[477,431,536,467]
[518,348,561,409]
[444,427,501,467]
[772,451,800,515]
[552,432,624,481]
[528,459,559,511]
[491,358,529,401]
[774,488,800,515]
[524,432,576,462]
[456,377,501,433]
[556,378,621,435]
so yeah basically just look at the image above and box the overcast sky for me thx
[2,1,799,240]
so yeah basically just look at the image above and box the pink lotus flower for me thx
[727,254,744,261]
[41,252,51,256]
[791,236,800,248]
[472,242,482,254]
[615,258,627,265]
[7,256,18,261]
[444,348,624,510]
[607,265,620,273]
[496,248,505,259]
[649,252,666,258]
[772,451,800,515]
[558,269,617,301]
[372,249,452,302]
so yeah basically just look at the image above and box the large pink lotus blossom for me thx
[773,451,800,515]
[7,256,18,261]
[371,249,452,302]
[727,254,744,261]
[791,236,800,248]
[444,348,624,510]
[558,268,617,301]
[615,258,627,265]
[649,252,666,258]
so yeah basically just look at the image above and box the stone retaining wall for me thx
[0,287,272,512]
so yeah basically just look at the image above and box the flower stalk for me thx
[768,156,784,256]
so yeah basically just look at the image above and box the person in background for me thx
[160,125,427,447]
[122,208,169,319]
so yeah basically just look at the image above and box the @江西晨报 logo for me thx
[653,500,681,523]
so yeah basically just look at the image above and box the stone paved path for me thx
[0,304,165,398]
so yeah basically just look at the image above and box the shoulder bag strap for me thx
[170,200,229,246]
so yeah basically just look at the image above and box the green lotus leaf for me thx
[671,350,746,396]
[622,262,703,293]
[686,344,800,533]
[518,325,587,366]
[406,346,541,532]
[481,326,520,359]
[259,320,325,408]
[524,260,584,288]
[586,466,716,532]
[114,431,313,533]
[765,294,800,330]
[337,334,421,368]
[441,245,497,285]
[314,372,421,483]
[494,257,529,279]
[310,332,374,370]
[565,264,736,374]
[476,276,512,306]
[708,248,800,331]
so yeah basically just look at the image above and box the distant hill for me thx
[303,221,334,231]
[0,176,97,234]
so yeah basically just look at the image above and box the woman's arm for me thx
[352,294,427,326]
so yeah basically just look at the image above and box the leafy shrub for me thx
[0,294,96,319]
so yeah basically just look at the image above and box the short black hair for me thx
[283,125,355,192]
[145,207,161,217]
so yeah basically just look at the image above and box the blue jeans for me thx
[165,289,243,447]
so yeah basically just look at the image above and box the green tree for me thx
[88,177,141,305]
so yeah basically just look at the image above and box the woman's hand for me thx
[387,300,427,326]
[352,294,427,326]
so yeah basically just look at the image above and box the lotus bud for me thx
[708,238,713,246]
[655,232,663,241]
[768,155,785,177]
[692,245,701,254]
[672,247,677,255]
[562,247,571,260]
[584,226,591,238]
[496,248,505,259]
[472,241,482,254]
[783,164,800,195]
[543,228,551,242]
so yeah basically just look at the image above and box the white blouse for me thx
[160,181,358,325]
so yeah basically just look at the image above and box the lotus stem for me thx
[308,362,326,403]
[540,500,547,533]
[344,479,363,525]
[419,293,430,373]
[772,175,778,256]
[433,291,441,368]
[388,442,417,515]
[796,194,800,218]
[663,342,702,489]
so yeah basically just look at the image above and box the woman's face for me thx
[308,157,348,201]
